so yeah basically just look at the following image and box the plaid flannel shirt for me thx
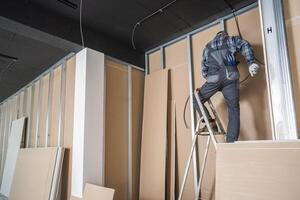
[202,33,255,78]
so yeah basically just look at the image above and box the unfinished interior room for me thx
[0,0,300,199]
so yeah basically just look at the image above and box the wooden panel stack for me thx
[105,60,129,199]
[139,69,168,199]
[216,141,300,200]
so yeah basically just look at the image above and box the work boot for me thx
[197,119,218,134]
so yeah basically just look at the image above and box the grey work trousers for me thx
[194,73,240,143]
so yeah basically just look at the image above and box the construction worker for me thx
[194,31,259,142]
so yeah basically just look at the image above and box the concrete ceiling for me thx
[0,27,72,101]
[27,0,256,50]
[0,0,257,101]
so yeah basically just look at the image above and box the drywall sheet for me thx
[10,97,18,123]
[37,74,49,147]
[63,57,76,148]
[229,140,300,148]
[61,56,76,200]
[9,148,59,200]
[149,50,161,73]
[17,92,24,118]
[0,104,8,179]
[284,0,300,134]
[216,142,300,200]
[0,100,11,180]
[166,101,176,200]
[24,86,32,147]
[197,135,225,200]
[164,38,194,198]
[105,59,128,200]
[50,66,62,147]
[83,184,115,200]
[29,81,40,147]
[72,48,105,198]
[131,69,144,200]
[1,99,12,179]
[70,196,82,200]
[0,117,26,197]
[168,65,195,199]
[165,39,188,69]
[139,69,168,200]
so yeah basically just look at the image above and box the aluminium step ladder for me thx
[178,90,226,200]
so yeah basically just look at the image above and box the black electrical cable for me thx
[183,96,191,129]
[131,0,177,50]
[223,0,242,38]
[79,0,85,48]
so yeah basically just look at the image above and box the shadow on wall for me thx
[285,17,300,136]
[238,44,270,140]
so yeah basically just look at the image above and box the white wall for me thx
[71,48,105,198]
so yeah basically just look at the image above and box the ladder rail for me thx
[178,120,201,200]
[194,91,218,149]
[178,91,225,200]
[195,136,211,199]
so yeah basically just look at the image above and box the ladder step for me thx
[196,131,225,136]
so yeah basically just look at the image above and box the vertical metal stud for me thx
[8,100,14,137]
[160,46,165,69]
[45,71,54,147]
[0,104,7,179]
[16,94,21,118]
[220,18,225,31]
[10,98,15,122]
[0,106,4,173]
[259,0,298,139]
[127,65,133,200]
[145,54,149,75]
[19,93,23,117]
[22,89,28,118]
[58,62,67,147]
[186,34,199,196]
[26,85,35,148]
[1,101,12,178]
[35,79,44,147]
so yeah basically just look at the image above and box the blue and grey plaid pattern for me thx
[202,33,255,77]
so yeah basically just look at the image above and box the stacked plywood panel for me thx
[139,69,168,200]
[105,59,144,200]
[216,141,300,200]
[71,184,115,200]
[9,148,64,200]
